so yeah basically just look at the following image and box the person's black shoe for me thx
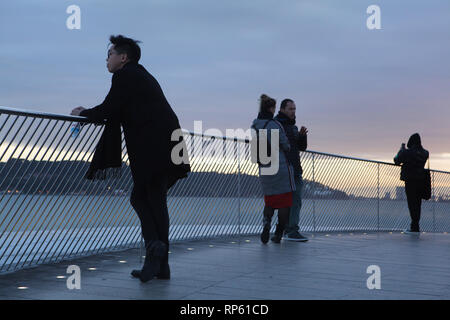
[132,267,170,280]
[131,239,149,279]
[270,224,283,243]
[132,253,170,280]
[156,262,171,280]
[131,269,141,278]
[139,240,167,283]
[271,233,282,243]
[260,211,272,244]
[261,225,271,244]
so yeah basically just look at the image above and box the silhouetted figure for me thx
[394,133,429,234]
[71,35,190,282]
[251,94,295,244]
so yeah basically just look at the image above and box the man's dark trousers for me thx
[405,180,422,231]
[130,174,169,260]
[285,173,303,235]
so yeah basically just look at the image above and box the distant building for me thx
[313,190,333,198]
[396,186,406,200]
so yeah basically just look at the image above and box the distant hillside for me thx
[0,159,349,199]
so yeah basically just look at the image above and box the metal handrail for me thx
[1,106,446,173]
[0,106,102,124]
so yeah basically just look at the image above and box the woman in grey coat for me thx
[251,94,296,243]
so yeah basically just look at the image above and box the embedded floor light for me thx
[119,260,127,263]
[17,286,28,290]
[88,267,97,271]
[56,276,66,279]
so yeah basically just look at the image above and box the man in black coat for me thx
[394,133,429,234]
[274,99,308,242]
[71,35,190,282]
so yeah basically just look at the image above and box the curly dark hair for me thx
[259,94,276,113]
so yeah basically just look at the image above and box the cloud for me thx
[0,0,449,161]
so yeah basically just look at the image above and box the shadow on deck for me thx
[1,232,449,300]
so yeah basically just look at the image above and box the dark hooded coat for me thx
[274,112,307,175]
[394,133,429,181]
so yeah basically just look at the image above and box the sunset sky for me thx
[1,0,449,171]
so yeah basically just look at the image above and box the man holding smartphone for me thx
[274,99,309,242]
[394,133,429,234]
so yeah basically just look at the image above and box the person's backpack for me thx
[254,120,272,165]
[421,159,431,200]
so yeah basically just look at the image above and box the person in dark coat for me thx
[394,133,429,234]
[71,35,190,282]
[274,99,308,242]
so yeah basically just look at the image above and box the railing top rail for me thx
[0,105,102,124]
[1,106,448,174]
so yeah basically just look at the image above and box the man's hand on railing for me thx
[71,106,86,116]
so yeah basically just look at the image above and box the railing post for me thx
[312,153,316,234]
[140,235,144,264]
[235,138,242,241]
[377,163,380,232]
[432,171,436,233]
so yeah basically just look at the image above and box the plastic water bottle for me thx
[71,123,81,138]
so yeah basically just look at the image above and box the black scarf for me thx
[85,120,122,180]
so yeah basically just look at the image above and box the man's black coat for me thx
[80,61,190,188]
[274,112,307,176]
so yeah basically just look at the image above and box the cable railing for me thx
[0,106,449,274]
